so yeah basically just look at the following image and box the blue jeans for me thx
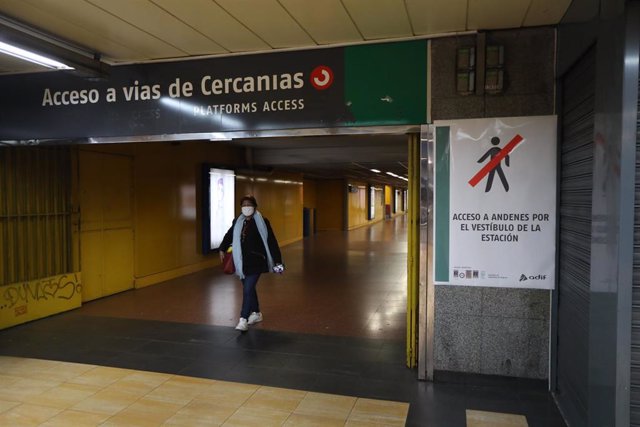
[240,274,261,319]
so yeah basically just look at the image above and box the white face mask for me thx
[241,206,255,217]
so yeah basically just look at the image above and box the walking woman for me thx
[219,195,284,331]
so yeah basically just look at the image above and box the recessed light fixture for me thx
[370,169,381,173]
[0,40,73,70]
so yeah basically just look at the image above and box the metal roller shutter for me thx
[631,57,640,427]
[555,47,595,427]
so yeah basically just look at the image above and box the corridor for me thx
[0,216,565,426]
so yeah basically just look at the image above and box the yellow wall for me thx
[303,179,317,209]
[131,141,240,285]
[383,185,407,217]
[347,182,386,230]
[235,172,304,247]
[77,141,302,293]
[374,188,385,222]
[0,273,81,329]
[385,185,392,204]
[347,181,367,230]
[316,180,344,231]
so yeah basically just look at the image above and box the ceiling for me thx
[0,0,571,186]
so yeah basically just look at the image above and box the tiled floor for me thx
[75,218,409,340]
[0,216,567,426]
[0,357,409,426]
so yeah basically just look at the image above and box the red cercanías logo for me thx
[310,65,334,90]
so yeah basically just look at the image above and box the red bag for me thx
[222,251,235,274]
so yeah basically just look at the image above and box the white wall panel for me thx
[152,0,269,53]
[217,0,314,48]
[406,0,467,35]
[468,0,530,30]
[280,0,362,44]
[524,0,572,27]
[343,0,412,39]
[0,0,146,61]
[87,0,225,56]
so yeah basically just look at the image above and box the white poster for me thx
[433,116,557,289]
[209,168,235,250]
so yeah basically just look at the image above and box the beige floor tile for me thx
[101,411,168,427]
[104,380,157,399]
[70,388,140,415]
[124,396,185,417]
[284,413,348,426]
[0,374,20,387]
[164,412,225,427]
[117,371,171,389]
[145,381,201,405]
[161,376,217,396]
[36,361,96,382]
[347,398,409,426]
[466,409,529,427]
[40,410,110,427]
[243,386,307,412]
[294,392,356,420]
[0,358,93,383]
[0,357,60,374]
[0,378,61,402]
[0,399,20,414]
[197,381,258,406]
[170,398,239,425]
[222,406,291,427]
[1,359,67,383]
[67,366,131,388]
[0,403,62,425]
[0,356,24,364]
[345,421,392,427]
[25,382,101,409]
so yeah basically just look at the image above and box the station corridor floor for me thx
[0,216,566,426]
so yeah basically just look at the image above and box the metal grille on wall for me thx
[555,47,595,427]
[631,59,640,426]
[0,147,72,286]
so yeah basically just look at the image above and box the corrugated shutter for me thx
[555,47,595,427]
[631,59,640,426]
[0,146,72,286]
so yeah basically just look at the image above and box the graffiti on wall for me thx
[0,273,82,329]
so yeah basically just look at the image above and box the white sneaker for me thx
[235,318,248,331]
[248,312,263,325]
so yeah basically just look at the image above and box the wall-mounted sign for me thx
[0,41,426,141]
[433,116,557,289]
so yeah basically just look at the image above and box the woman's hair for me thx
[239,195,257,207]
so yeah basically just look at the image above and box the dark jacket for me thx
[219,215,282,275]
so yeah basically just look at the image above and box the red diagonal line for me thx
[468,134,524,187]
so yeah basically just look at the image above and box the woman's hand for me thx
[219,251,225,262]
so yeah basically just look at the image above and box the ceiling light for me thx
[0,40,73,69]
[370,169,381,173]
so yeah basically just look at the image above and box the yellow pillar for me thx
[406,133,420,368]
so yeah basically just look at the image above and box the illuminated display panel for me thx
[369,186,376,220]
[202,166,235,253]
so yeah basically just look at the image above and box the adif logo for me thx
[520,274,547,281]
[310,65,334,90]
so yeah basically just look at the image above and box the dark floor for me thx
[0,216,566,426]
[0,313,565,426]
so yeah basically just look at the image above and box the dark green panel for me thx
[344,41,427,126]
[435,126,450,282]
